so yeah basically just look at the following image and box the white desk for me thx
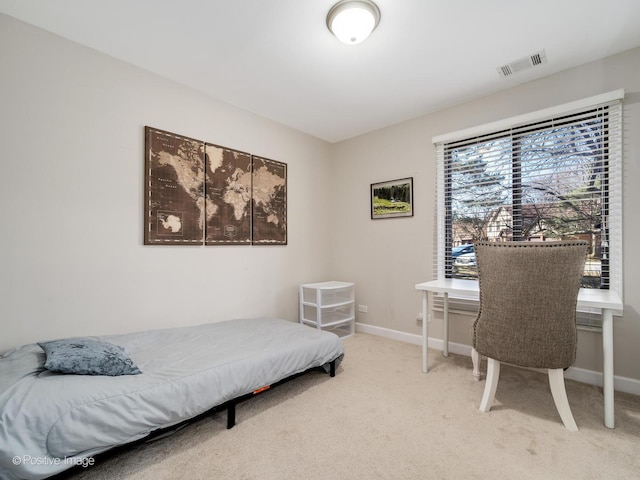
[415,278,623,429]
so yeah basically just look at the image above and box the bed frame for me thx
[1,318,344,480]
[50,359,338,479]
[224,358,337,429]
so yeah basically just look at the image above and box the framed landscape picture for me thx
[371,177,414,219]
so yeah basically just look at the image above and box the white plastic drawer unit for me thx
[299,281,355,338]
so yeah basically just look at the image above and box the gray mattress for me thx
[0,318,344,480]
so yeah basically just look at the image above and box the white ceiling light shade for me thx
[326,0,381,45]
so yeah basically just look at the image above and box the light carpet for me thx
[59,333,640,480]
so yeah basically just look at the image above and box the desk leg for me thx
[602,308,615,428]
[422,291,428,373]
[443,292,449,357]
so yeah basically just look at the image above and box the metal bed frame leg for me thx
[226,359,337,429]
[226,402,236,429]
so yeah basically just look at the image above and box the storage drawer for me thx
[301,283,354,307]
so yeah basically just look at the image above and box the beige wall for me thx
[331,47,640,383]
[0,14,334,351]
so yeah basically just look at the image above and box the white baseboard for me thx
[354,322,640,396]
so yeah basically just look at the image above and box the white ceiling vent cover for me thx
[497,50,547,77]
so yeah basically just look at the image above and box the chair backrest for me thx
[472,240,588,369]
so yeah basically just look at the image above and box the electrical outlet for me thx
[358,305,368,313]
[416,312,423,323]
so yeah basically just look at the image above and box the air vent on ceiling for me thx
[497,50,547,78]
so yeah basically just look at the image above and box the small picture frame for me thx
[371,177,414,219]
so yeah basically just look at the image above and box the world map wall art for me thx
[144,126,287,246]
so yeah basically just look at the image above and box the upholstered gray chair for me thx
[472,240,588,431]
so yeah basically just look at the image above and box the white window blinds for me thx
[433,90,624,326]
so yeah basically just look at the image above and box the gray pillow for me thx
[38,337,141,376]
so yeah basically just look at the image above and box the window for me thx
[433,91,623,326]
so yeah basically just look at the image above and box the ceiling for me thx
[2,0,640,143]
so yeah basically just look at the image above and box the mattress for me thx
[0,318,344,480]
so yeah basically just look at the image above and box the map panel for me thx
[251,156,287,245]
[204,144,252,245]
[144,127,205,244]
[144,126,288,247]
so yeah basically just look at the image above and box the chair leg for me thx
[471,348,481,381]
[548,368,578,432]
[479,358,500,412]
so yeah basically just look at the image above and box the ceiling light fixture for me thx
[326,0,381,45]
